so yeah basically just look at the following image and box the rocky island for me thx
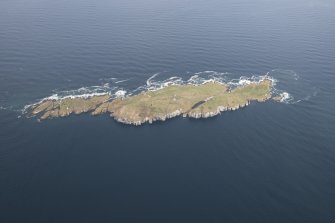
[28,79,275,125]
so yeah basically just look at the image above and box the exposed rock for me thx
[28,79,276,125]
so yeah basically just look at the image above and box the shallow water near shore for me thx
[1,0,335,222]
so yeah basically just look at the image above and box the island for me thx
[28,79,276,125]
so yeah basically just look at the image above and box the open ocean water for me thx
[0,0,335,222]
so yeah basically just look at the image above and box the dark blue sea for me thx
[1,0,335,222]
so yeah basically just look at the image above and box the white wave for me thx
[99,77,131,84]
[115,90,127,97]
[238,79,252,85]
[50,92,110,100]
[279,92,292,103]
[144,76,184,92]
[115,79,130,84]
[194,70,216,75]
[187,75,206,84]
[22,104,34,114]
[22,84,115,114]
[146,73,159,86]
[139,72,278,94]
[227,75,275,87]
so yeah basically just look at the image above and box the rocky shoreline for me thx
[27,78,278,126]
[111,99,255,125]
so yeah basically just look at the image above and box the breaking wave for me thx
[146,73,160,86]
[115,90,127,98]
[278,92,293,103]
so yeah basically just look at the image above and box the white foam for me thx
[115,79,130,84]
[188,75,206,84]
[277,92,294,103]
[144,76,184,92]
[139,72,277,94]
[44,92,110,101]
[22,70,295,115]
[21,83,115,114]
[22,104,33,113]
[238,79,252,85]
[280,92,290,102]
[146,73,159,86]
[227,75,275,87]
[115,90,127,97]
[194,70,216,75]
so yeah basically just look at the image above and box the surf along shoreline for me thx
[25,74,285,125]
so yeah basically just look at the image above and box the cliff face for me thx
[28,79,274,125]
[110,99,255,125]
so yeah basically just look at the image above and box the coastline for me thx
[26,77,278,126]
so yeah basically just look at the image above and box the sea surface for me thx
[1,0,335,222]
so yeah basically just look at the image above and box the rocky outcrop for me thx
[30,95,110,120]
[27,78,275,126]
[187,101,250,119]
[111,109,183,126]
[109,101,254,125]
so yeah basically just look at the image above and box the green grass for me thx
[109,80,272,122]
[31,79,272,124]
